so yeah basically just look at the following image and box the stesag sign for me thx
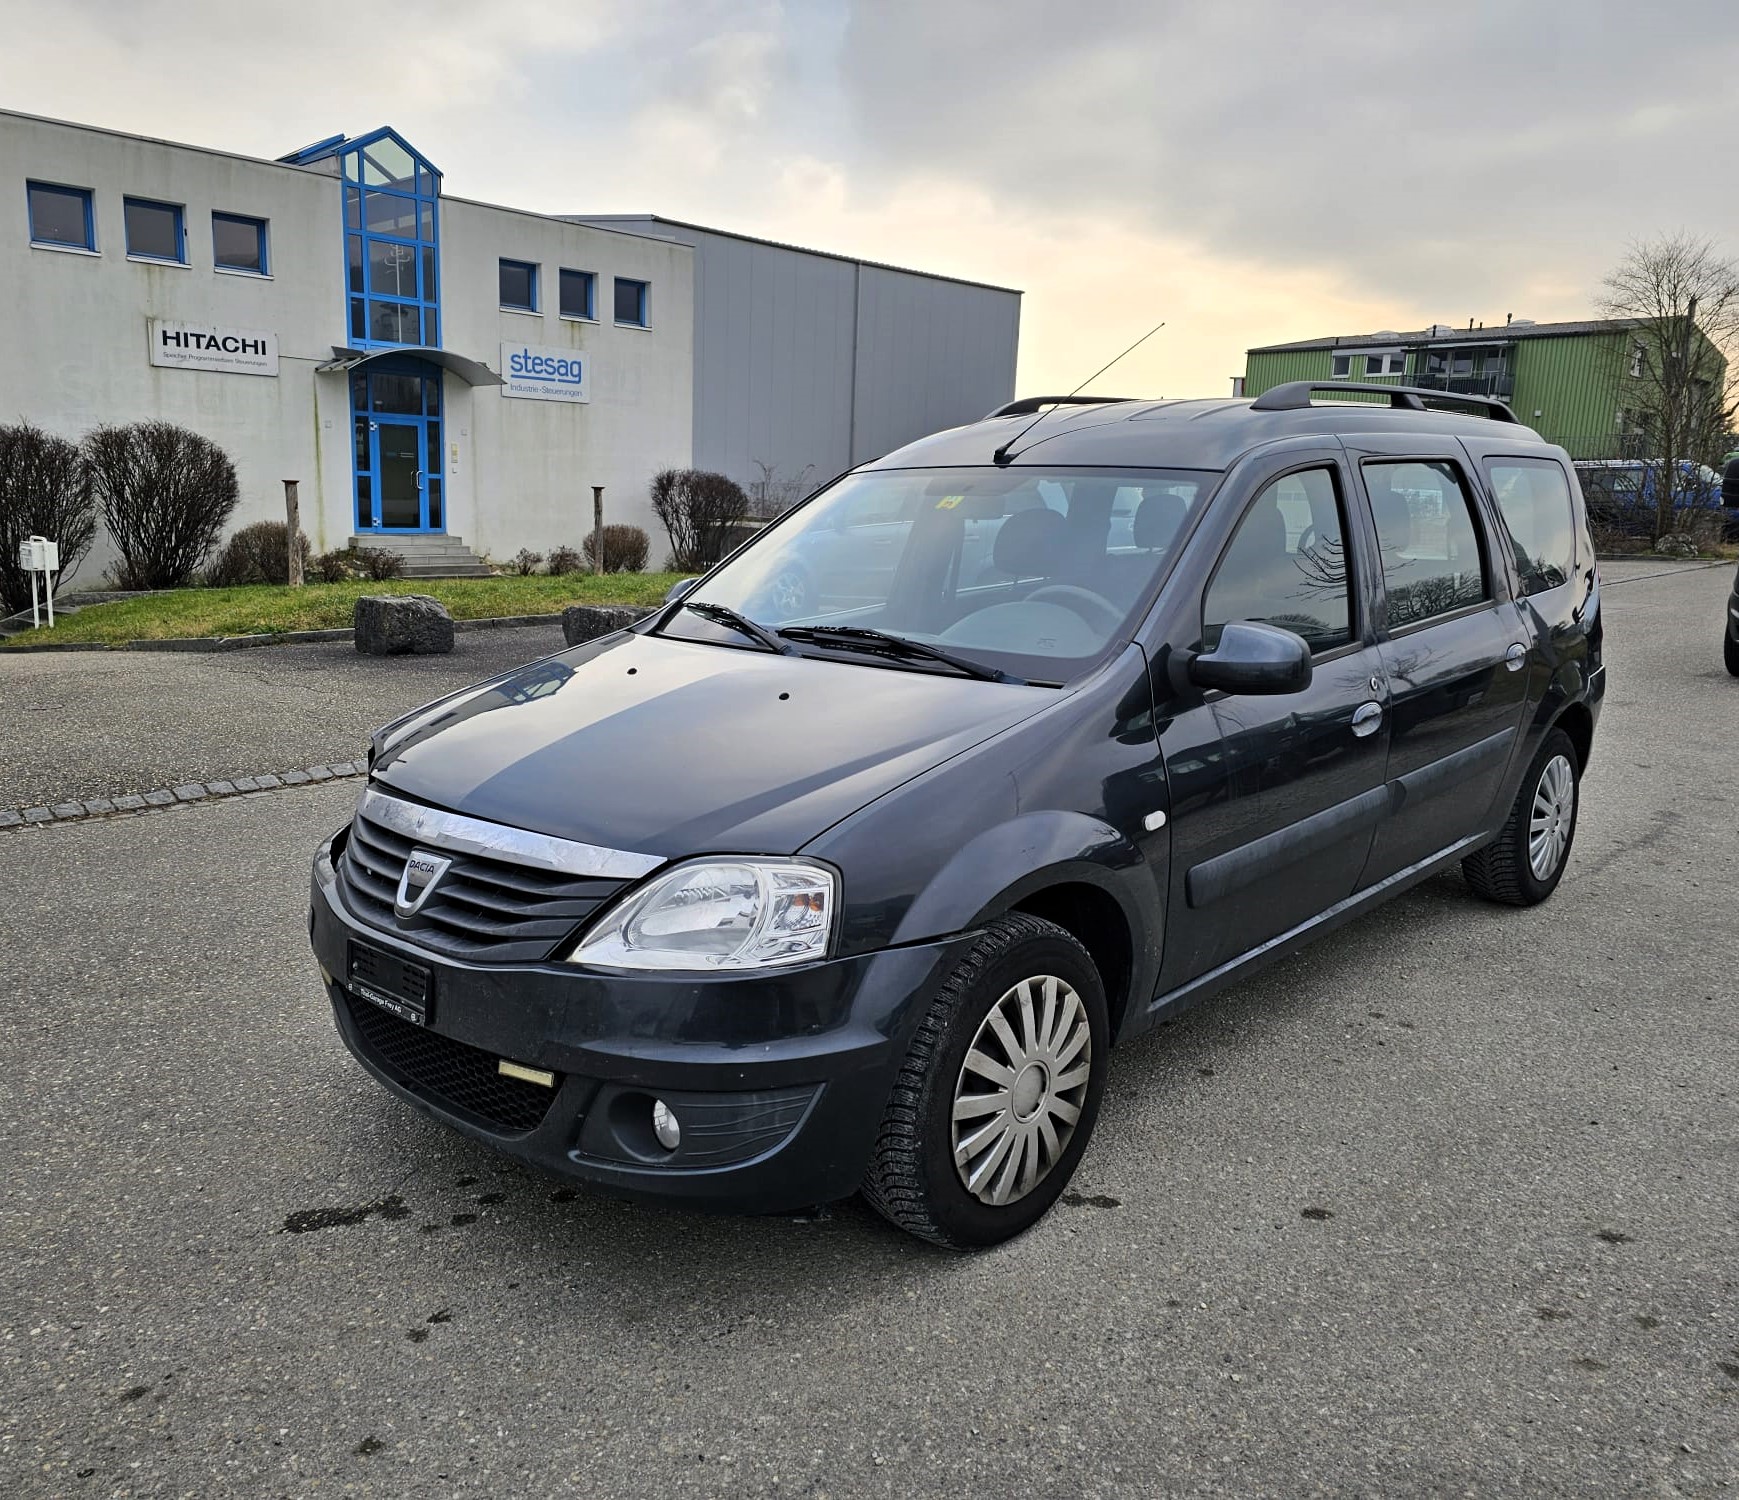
[149,320,279,377]
[501,342,590,404]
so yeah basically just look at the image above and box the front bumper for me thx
[309,833,974,1213]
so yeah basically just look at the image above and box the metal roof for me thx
[865,395,1554,473]
[1248,318,1641,354]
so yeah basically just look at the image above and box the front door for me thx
[1155,451,1392,989]
[373,420,425,530]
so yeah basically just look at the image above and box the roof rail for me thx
[1250,381,1521,423]
[983,394,1139,420]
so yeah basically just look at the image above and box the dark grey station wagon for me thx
[309,381,1605,1247]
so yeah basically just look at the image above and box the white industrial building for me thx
[0,109,1020,581]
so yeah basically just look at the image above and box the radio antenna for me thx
[993,320,1166,465]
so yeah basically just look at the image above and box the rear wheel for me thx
[862,913,1109,1248]
[1725,624,1739,677]
[1461,728,1580,906]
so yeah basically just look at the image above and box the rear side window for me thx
[1365,460,1489,630]
[1487,458,1576,595]
[1203,467,1353,653]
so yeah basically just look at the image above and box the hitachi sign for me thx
[149,319,279,377]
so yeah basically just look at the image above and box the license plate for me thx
[348,942,434,1026]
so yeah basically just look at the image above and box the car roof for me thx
[867,392,1556,473]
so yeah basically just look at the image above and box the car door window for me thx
[1365,460,1490,630]
[1487,458,1577,595]
[1202,467,1354,653]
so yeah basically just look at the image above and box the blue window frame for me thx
[124,197,185,263]
[500,258,538,312]
[213,212,268,275]
[27,181,95,250]
[559,268,596,320]
[327,128,441,349]
[614,277,649,327]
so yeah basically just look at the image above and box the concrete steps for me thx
[348,535,494,579]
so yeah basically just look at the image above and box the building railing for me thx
[1408,370,1515,399]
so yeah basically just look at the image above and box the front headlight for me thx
[567,858,837,971]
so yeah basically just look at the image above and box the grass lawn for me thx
[2,573,686,647]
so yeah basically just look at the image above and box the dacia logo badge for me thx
[394,848,453,919]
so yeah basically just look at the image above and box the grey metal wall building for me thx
[571,216,1021,498]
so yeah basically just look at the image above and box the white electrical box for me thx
[19,536,59,572]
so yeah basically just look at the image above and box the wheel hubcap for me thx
[1528,753,1575,880]
[951,975,1091,1207]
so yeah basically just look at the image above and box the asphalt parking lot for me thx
[1,560,1735,1497]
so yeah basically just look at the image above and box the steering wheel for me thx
[1024,584,1124,634]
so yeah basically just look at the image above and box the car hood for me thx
[371,630,1057,858]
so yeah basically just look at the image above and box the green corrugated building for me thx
[1242,318,1726,460]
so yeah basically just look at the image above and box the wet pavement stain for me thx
[476,1192,506,1205]
[355,1436,385,1457]
[550,1188,577,1203]
[1536,1308,1572,1321]
[1719,1362,1739,1381]
[1300,1207,1335,1221]
[118,1385,151,1403]
[1573,1357,1609,1371]
[1633,1314,1661,1330]
[282,1194,410,1235]
[428,1308,452,1324]
[454,1175,478,1187]
[406,1329,429,1344]
[1595,1229,1634,1245]
[1062,1192,1121,1209]
[449,1212,477,1227]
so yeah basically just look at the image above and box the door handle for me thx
[1504,643,1527,671]
[414,469,425,488]
[1351,701,1383,738]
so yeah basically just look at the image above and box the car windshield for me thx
[664,466,1217,682]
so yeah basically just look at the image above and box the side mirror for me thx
[664,577,699,605]
[1187,620,1312,695]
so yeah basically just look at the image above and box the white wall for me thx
[440,198,693,561]
[0,111,353,584]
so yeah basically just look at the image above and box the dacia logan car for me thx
[310,382,1605,1248]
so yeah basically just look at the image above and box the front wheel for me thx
[862,913,1109,1248]
[1461,728,1580,906]
[1724,624,1739,677]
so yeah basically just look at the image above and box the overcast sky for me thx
[5,0,1737,397]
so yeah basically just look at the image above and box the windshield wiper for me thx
[682,600,791,654]
[777,625,1016,683]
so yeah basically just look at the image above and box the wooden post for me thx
[283,479,303,587]
[591,486,605,575]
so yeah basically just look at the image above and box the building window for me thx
[1364,352,1403,376]
[124,198,185,263]
[338,129,441,350]
[500,259,538,311]
[560,268,596,320]
[614,277,649,327]
[1330,353,1352,379]
[1630,341,1646,378]
[27,181,95,250]
[213,212,268,274]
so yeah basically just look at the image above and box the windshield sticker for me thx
[934,495,965,509]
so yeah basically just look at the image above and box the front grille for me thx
[338,804,626,962]
[344,994,558,1134]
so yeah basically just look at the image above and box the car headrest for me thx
[1369,480,1413,547]
[994,506,1067,578]
[1133,492,1189,550]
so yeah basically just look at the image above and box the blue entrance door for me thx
[373,420,426,530]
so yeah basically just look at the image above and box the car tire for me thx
[766,563,813,616]
[1461,727,1581,907]
[861,912,1110,1249]
[1725,625,1739,677]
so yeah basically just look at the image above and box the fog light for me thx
[651,1099,681,1151]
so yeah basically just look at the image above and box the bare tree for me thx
[651,468,750,570]
[746,459,818,520]
[1598,233,1739,540]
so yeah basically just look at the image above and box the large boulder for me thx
[354,594,455,655]
[1653,532,1699,558]
[561,604,654,647]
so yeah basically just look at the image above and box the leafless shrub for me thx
[356,546,405,581]
[581,524,651,573]
[511,547,545,576]
[651,468,749,571]
[0,421,97,615]
[205,520,312,587]
[86,421,239,589]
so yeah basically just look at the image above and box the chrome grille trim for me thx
[358,785,662,881]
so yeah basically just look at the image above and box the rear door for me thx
[1346,438,1531,885]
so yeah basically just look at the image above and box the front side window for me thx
[560,268,595,319]
[1203,467,1354,653]
[500,259,538,311]
[27,181,94,249]
[668,466,1216,683]
[1365,460,1490,629]
[212,212,268,273]
[124,198,184,262]
[615,277,649,326]
[1488,459,1577,596]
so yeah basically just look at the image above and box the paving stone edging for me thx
[0,612,572,654]
[0,760,368,830]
